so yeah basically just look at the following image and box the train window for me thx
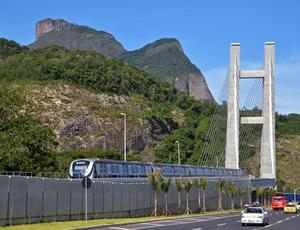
[204,168,210,176]
[129,165,133,174]
[142,166,146,174]
[116,165,120,174]
[122,164,127,175]
[146,166,152,175]
[135,165,138,174]
[196,168,203,175]
[189,167,196,176]
[184,167,190,176]
[96,164,101,177]
[111,165,115,174]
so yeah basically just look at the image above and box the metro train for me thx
[69,159,248,179]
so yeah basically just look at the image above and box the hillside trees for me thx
[0,86,57,173]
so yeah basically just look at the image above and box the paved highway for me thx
[81,210,300,230]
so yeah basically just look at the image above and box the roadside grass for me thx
[0,209,242,230]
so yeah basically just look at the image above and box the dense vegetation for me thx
[0,38,28,60]
[0,38,214,174]
[120,38,200,82]
[276,113,300,135]
[0,86,57,172]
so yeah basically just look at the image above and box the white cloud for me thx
[203,59,300,115]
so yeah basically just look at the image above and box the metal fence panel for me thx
[70,180,83,220]
[0,176,9,226]
[42,179,59,221]
[8,176,27,224]
[27,177,44,223]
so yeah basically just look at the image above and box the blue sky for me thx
[1,0,299,114]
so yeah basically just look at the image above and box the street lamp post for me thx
[294,186,300,202]
[215,156,219,168]
[120,113,127,162]
[175,141,180,165]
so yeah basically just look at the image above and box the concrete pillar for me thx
[260,42,276,179]
[225,43,240,169]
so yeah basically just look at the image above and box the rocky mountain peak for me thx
[141,38,184,57]
[31,18,214,101]
[33,18,126,57]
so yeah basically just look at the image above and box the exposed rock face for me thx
[27,83,175,152]
[121,38,214,101]
[31,18,214,102]
[33,18,126,58]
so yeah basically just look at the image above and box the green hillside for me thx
[0,38,214,175]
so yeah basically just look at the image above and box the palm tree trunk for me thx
[154,190,157,217]
[165,193,170,216]
[218,192,223,211]
[240,196,243,209]
[178,191,181,214]
[198,189,201,212]
[186,193,189,214]
[231,197,234,210]
[202,190,206,213]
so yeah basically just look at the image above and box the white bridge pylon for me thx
[225,42,276,179]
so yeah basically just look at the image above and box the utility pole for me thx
[120,113,127,161]
[215,156,219,168]
[175,141,180,165]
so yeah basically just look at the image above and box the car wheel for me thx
[241,223,245,226]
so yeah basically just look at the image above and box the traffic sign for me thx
[81,176,92,189]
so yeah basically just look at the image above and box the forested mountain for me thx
[0,38,214,174]
[30,18,214,101]
[120,38,214,101]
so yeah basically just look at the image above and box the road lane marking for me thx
[109,227,129,230]
[140,223,165,227]
[191,228,202,230]
[236,220,241,222]
[217,223,226,226]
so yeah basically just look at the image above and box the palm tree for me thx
[200,177,208,213]
[226,181,237,211]
[148,170,161,216]
[175,178,184,214]
[183,179,193,214]
[256,187,263,205]
[245,186,252,205]
[238,186,246,209]
[159,176,172,216]
[215,178,226,211]
[194,179,202,212]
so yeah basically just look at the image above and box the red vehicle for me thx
[272,196,288,210]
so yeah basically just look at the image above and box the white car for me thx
[297,202,300,210]
[241,207,269,226]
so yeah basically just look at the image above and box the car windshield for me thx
[245,208,263,213]
[273,197,283,201]
[286,204,295,207]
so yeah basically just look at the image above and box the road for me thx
[81,210,300,230]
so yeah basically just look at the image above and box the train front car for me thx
[69,159,94,178]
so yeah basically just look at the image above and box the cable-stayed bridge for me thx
[198,42,275,179]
